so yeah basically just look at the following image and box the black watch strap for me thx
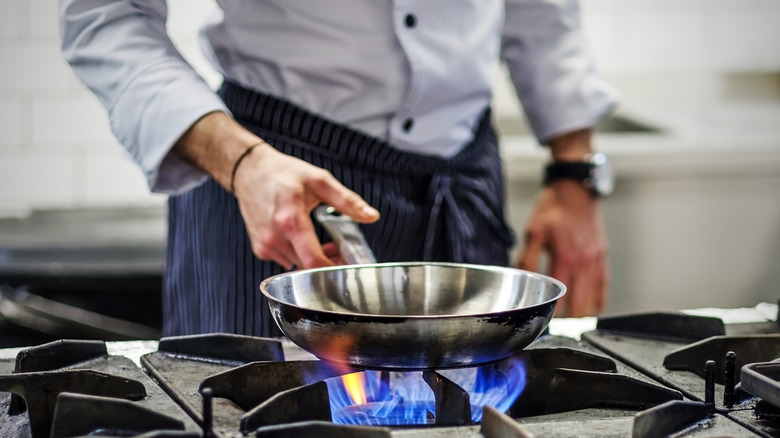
[543,162,594,186]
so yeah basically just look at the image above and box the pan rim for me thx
[259,261,566,320]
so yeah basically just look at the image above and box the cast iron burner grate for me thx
[1,303,779,438]
[583,309,780,438]
[0,339,200,438]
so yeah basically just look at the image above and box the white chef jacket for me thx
[59,0,618,194]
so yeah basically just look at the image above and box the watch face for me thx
[590,152,615,197]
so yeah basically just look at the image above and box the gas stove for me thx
[1,303,778,438]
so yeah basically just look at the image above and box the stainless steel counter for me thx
[0,206,165,278]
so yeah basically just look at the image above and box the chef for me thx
[59,0,619,337]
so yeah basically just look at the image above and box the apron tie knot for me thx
[424,171,515,263]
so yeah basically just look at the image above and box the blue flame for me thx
[326,358,526,425]
[441,357,527,422]
[327,371,435,425]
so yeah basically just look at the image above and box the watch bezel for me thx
[586,152,614,198]
[543,152,614,198]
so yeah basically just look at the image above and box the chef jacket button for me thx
[405,14,416,28]
[402,118,414,132]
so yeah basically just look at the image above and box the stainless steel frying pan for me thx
[259,206,565,370]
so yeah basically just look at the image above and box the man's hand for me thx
[516,128,609,316]
[516,180,609,316]
[232,144,378,269]
[172,111,379,269]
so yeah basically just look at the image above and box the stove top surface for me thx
[1,303,778,438]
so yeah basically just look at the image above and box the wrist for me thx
[172,111,264,190]
[548,128,593,162]
[230,142,264,194]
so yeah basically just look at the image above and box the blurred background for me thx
[0,0,778,345]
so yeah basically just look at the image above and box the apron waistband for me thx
[220,81,494,177]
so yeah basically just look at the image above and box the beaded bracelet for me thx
[230,143,263,194]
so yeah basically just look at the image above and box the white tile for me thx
[666,0,707,17]
[0,0,23,37]
[31,97,116,145]
[658,15,705,49]
[0,144,19,157]
[740,46,780,72]
[83,152,160,203]
[581,0,780,74]
[623,15,670,50]
[167,0,219,34]
[31,138,119,156]
[711,0,780,46]
[492,66,522,119]
[578,0,614,19]
[0,154,76,203]
[709,0,755,22]
[0,45,73,92]
[0,199,34,219]
[581,15,614,52]
[713,13,779,51]
[65,75,101,96]
[600,47,666,74]
[27,0,60,38]
[708,46,755,73]
[0,102,23,146]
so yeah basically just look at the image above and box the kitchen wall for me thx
[0,0,219,217]
[0,0,778,312]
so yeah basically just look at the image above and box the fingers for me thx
[549,253,572,317]
[286,218,334,269]
[593,256,610,314]
[265,199,334,269]
[549,247,608,317]
[306,169,380,224]
[241,204,302,270]
[236,153,376,269]
[231,142,380,269]
[249,216,333,269]
[564,258,599,317]
[322,242,347,265]
[251,239,297,270]
[517,227,545,273]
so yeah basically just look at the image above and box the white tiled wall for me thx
[580,0,780,74]
[0,0,778,217]
[0,0,220,217]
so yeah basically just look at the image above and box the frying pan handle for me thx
[314,205,378,264]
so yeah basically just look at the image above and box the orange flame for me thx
[342,372,367,405]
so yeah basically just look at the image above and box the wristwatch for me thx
[543,152,615,198]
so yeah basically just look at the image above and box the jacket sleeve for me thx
[59,0,229,193]
[501,0,620,144]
